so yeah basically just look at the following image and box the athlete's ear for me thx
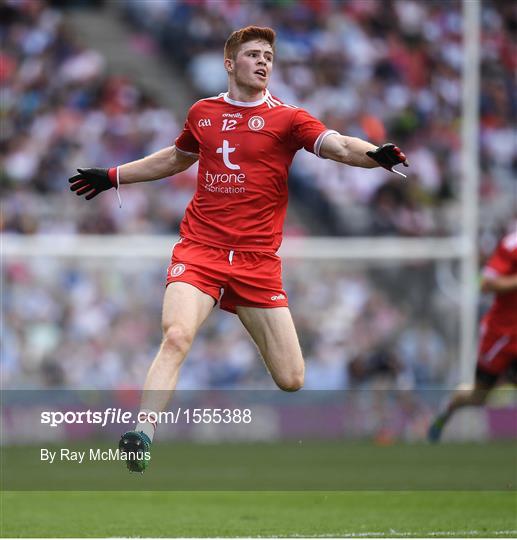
[224,57,233,73]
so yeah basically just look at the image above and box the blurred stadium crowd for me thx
[124,0,515,236]
[2,0,515,237]
[1,0,515,393]
[2,0,190,235]
[3,257,453,393]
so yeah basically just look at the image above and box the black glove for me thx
[68,168,115,200]
[366,143,409,172]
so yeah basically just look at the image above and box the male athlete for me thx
[69,26,409,472]
[428,229,517,442]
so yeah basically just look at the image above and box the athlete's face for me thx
[227,39,274,92]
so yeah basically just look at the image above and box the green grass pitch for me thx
[2,491,516,537]
[1,441,516,537]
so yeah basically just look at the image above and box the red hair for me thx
[224,26,276,60]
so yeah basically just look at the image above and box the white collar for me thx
[222,89,269,107]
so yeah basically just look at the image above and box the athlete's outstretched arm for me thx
[69,146,198,200]
[319,134,408,172]
[481,273,517,294]
[118,145,197,184]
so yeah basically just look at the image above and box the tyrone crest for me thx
[248,116,265,131]
[169,263,186,277]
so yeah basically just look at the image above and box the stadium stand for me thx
[121,0,516,236]
[3,0,515,237]
[3,256,453,392]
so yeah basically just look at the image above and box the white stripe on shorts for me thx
[482,335,510,364]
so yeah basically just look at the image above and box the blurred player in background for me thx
[68,26,408,472]
[428,229,517,442]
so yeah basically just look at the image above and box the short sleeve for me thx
[175,108,199,157]
[290,108,338,158]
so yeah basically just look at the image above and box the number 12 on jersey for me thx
[222,119,237,131]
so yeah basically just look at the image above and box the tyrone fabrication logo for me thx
[216,140,240,170]
[205,139,246,194]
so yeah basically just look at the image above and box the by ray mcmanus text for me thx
[40,447,151,464]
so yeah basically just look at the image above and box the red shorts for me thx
[477,324,517,377]
[165,238,289,314]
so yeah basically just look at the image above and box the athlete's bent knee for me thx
[471,390,489,406]
[275,372,304,392]
[162,325,193,358]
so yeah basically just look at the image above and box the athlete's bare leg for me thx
[428,380,492,442]
[237,306,304,391]
[119,283,215,471]
[139,282,215,413]
[443,382,492,416]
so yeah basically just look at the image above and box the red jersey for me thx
[175,90,336,252]
[482,231,517,334]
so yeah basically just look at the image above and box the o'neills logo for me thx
[170,263,186,277]
[204,171,246,194]
[248,116,265,130]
